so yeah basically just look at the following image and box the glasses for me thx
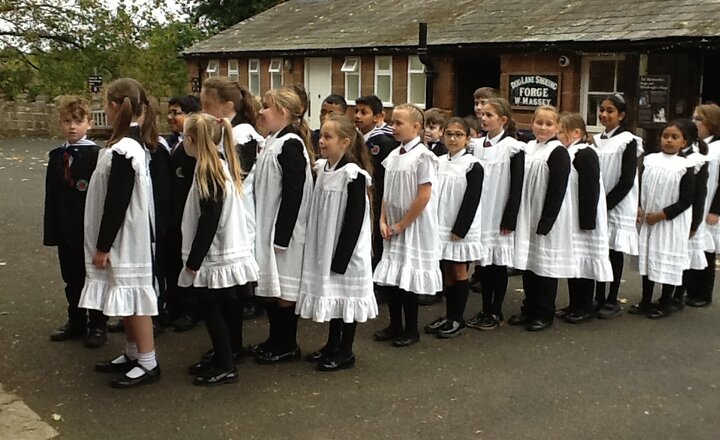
[168,110,185,117]
[444,131,467,139]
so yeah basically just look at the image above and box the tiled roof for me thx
[183,0,720,55]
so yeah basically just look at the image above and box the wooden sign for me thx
[509,74,560,109]
[638,75,671,127]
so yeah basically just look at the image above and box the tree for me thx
[183,0,285,33]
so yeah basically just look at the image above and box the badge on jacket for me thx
[370,145,380,156]
[175,167,184,178]
[76,179,88,192]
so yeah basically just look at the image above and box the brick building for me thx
[182,0,720,146]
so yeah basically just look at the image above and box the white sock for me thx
[125,351,157,379]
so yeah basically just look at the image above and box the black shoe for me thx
[317,352,356,372]
[685,297,711,308]
[508,313,532,326]
[107,319,124,333]
[563,311,595,324]
[436,320,465,339]
[172,314,196,332]
[193,366,238,386]
[418,294,442,306]
[476,313,502,331]
[50,322,86,342]
[647,306,672,319]
[255,346,301,364]
[189,350,245,375]
[391,331,420,347]
[83,327,107,348]
[526,319,553,332]
[423,317,448,334]
[110,364,161,389]
[95,354,138,373]
[373,326,401,342]
[305,346,338,363]
[596,303,622,319]
[554,306,571,318]
[628,303,652,315]
[465,311,487,329]
[248,341,275,357]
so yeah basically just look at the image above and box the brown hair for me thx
[57,95,90,121]
[184,113,244,199]
[444,116,471,137]
[105,78,157,151]
[473,87,501,100]
[424,107,447,127]
[264,86,315,166]
[203,76,257,127]
[483,98,518,139]
[559,112,593,145]
[695,103,720,137]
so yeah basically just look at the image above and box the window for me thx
[407,56,426,108]
[374,56,393,106]
[580,56,628,131]
[342,57,361,104]
[248,59,260,96]
[206,59,219,78]
[228,59,239,80]
[269,58,283,89]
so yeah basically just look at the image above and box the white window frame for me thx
[407,55,426,109]
[248,58,260,96]
[228,59,239,80]
[341,57,361,104]
[206,59,219,78]
[580,55,627,133]
[374,56,393,107]
[269,58,283,89]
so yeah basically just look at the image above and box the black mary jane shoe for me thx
[83,327,107,349]
[255,346,302,365]
[525,319,553,332]
[50,322,86,342]
[554,307,571,319]
[391,332,420,348]
[110,364,161,389]
[647,306,672,320]
[193,366,239,386]
[563,311,595,324]
[95,354,138,374]
[305,347,338,363]
[373,326,401,342]
[628,303,652,315]
[317,352,356,372]
[508,313,532,326]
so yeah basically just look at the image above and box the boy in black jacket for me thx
[44,96,107,348]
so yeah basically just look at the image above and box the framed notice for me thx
[87,75,103,94]
[509,74,560,109]
[638,75,671,127]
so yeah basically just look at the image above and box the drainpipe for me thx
[418,22,437,108]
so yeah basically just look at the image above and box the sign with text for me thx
[638,75,671,127]
[191,77,201,93]
[509,74,560,109]
[87,75,102,94]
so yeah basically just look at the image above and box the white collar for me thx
[325,159,340,171]
[603,126,620,138]
[401,136,422,152]
[704,135,715,144]
[487,130,504,146]
[448,148,467,160]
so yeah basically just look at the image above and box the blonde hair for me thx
[559,113,593,145]
[533,105,560,122]
[184,112,244,200]
[264,86,315,167]
[695,103,720,137]
[393,103,425,128]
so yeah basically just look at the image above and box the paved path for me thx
[0,137,719,439]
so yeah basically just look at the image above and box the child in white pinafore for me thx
[252,86,314,364]
[557,113,613,324]
[467,98,525,331]
[511,105,574,332]
[178,114,259,386]
[373,104,442,347]
[80,78,160,388]
[424,117,484,339]
[632,121,695,319]
[297,114,378,372]
[593,94,644,319]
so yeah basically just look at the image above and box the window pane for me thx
[409,73,425,105]
[346,74,360,101]
[615,59,629,93]
[250,74,260,95]
[271,72,282,89]
[586,94,605,126]
[588,60,615,92]
[377,57,391,71]
[249,59,259,72]
[376,75,391,103]
[409,56,424,72]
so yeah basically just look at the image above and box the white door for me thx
[304,57,332,130]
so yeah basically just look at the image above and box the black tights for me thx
[324,319,358,355]
[386,287,419,335]
[596,250,624,305]
[198,286,246,370]
[567,278,595,314]
[478,265,508,317]
[264,301,300,352]
[641,276,675,308]
[444,279,470,322]
[675,252,716,302]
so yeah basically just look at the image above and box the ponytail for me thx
[219,117,245,192]
[559,112,593,145]
[141,96,159,152]
[105,78,157,152]
[108,96,134,147]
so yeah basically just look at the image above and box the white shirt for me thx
[486,130,505,146]
[603,126,620,138]
[400,137,434,185]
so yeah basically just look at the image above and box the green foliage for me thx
[183,0,285,33]
[0,0,205,99]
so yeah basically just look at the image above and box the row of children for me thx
[44,76,718,390]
